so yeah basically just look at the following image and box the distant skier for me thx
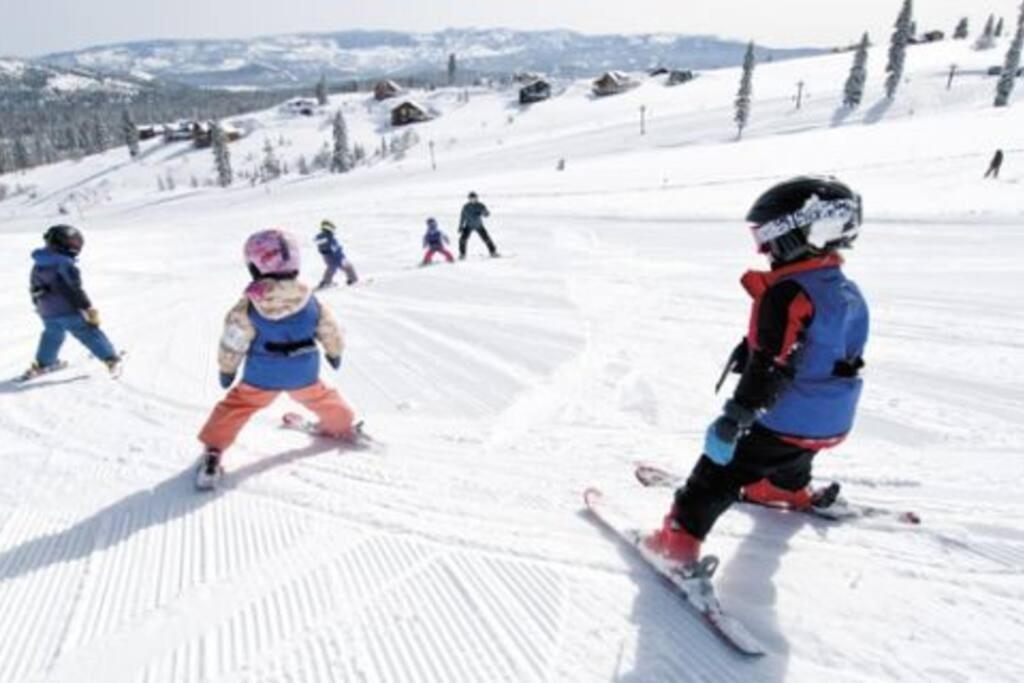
[984,149,1004,179]
[458,191,499,259]
[315,219,358,288]
[645,177,868,566]
[195,229,359,490]
[23,224,122,380]
[421,217,455,265]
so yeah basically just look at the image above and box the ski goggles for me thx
[750,195,862,253]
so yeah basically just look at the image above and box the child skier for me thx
[195,229,358,489]
[421,217,454,265]
[24,224,122,380]
[645,176,867,566]
[315,219,358,288]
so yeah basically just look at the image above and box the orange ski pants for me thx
[199,380,355,453]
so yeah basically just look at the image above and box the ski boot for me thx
[742,479,842,511]
[195,448,224,491]
[644,508,702,567]
[103,354,124,379]
[17,360,69,382]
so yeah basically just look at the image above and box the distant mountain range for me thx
[0,57,151,97]
[39,29,825,89]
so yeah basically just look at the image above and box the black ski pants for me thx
[672,424,817,539]
[458,226,497,257]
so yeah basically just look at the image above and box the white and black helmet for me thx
[747,176,862,262]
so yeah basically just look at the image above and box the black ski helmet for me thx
[468,191,479,200]
[43,224,85,256]
[746,176,862,263]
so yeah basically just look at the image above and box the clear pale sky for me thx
[3,0,1021,57]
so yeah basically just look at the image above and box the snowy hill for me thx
[1,36,1023,682]
[41,29,823,87]
[0,57,147,96]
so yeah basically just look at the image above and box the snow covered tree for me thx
[13,137,32,170]
[261,138,281,180]
[734,42,755,139]
[843,32,870,108]
[995,17,1005,38]
[315,75,328,106]
[211,121,233,186]
[0,141,13,175]
[885,0,913,99]
[330,110,350,173]
[297,155,310,175]
[122,109,140,158]
[448,53,457,86]
[994,13,1024,107]
[954,18,969,40]
[92,118,110,152]
[976,15,996,50]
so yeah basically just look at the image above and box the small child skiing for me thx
[24,224,122,380]
[645,176,868,566]
[195,229,359,489]
[315,219,358,288]
[421,217,454,265]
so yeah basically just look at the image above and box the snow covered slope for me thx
[1,37,1023,682]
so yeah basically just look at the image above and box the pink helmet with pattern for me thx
[244,229,301,278]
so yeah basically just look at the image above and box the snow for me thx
[2,37,1024,682]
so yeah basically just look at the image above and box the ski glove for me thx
[83,308,101,327]
[326,355,342,370]
[703,399,757,466]
[219,372,236,389]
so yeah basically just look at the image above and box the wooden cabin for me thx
[373,80,403,101]
[391,100,432,126]
[519,79,551,104]
[592,71,636,97]
[191,121,242,148]
[281,98,318,116]
[667,69,696,86]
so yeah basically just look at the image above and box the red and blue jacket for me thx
[732,254,868,448]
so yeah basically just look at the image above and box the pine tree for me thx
[734,42,755,139]
[297,155,310,175]
[885,0,913,99]
[13,137,32,170]
[844,32,870,108]
[92,118,110,152]
[995,10,1024,107]
[0,141,12,175]
[448,53,457,86]
[977,15,996,49]
[315,75,328,106]
[330,110,350,173]
[122,109,140,158]
[261,138,281,180]
[77,121,95,154]
[212,121,233,186]
[954,18,969,40]
[995,17,1005,38]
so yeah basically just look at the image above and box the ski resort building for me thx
[519,79,551,104]
[373,80,403,101]
[592,71,637,96]
[391,100,432,126]
[667,69,696,86]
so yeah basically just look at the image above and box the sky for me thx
[2,0,1022,57]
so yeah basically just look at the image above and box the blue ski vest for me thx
[758,267,869,439]
[242,298,321,390]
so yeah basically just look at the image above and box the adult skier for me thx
[195,229,359,489]
[457,191,499,259]
[645,176,868,566]
[315,219,358,288]
[23,224,122,379]
[984,149,1004,179]
[421,217,455,265]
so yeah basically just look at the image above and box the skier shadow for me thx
[0,440,342,584]
[863,97,894,125]
[581,511,787,682]
[830,105,855,128]
[0,374,90,395]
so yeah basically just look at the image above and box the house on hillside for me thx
[592,71,637,97]
[649,67,669,77]
[191,121,242,148]
[391,100,432,126]
[667,69,696,86]
[519,79,551,104]
[373,80,403,101]
[136,125,159,141]
[280,98,318,116]
[163,121,195,142]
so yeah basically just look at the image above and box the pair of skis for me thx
[584,464,921,656]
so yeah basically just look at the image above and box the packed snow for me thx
[1,37,1023,682]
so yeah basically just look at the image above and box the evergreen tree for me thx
[330,110,350,173]
[954,18,969,40]
[885,0,913,99]
[261,138,281,180]
[734,42,755,139]
[995,17,1005,38]
[843,32,870,108]
[122,108,140,158]
[13,137,32,170]
[92,118,110,152]
[77,121,95,154]
[448,53,457,86]
[995,10,1024,107]
[0,141,12,175]
[297,155,310,175]
[212,121,233,186]
[315,75,328,106]
[976,14,996,49]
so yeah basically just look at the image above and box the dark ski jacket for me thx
[459,201,490,231]
[30,248,92,319]
[728,254,868,447]
[315,229,345,266]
